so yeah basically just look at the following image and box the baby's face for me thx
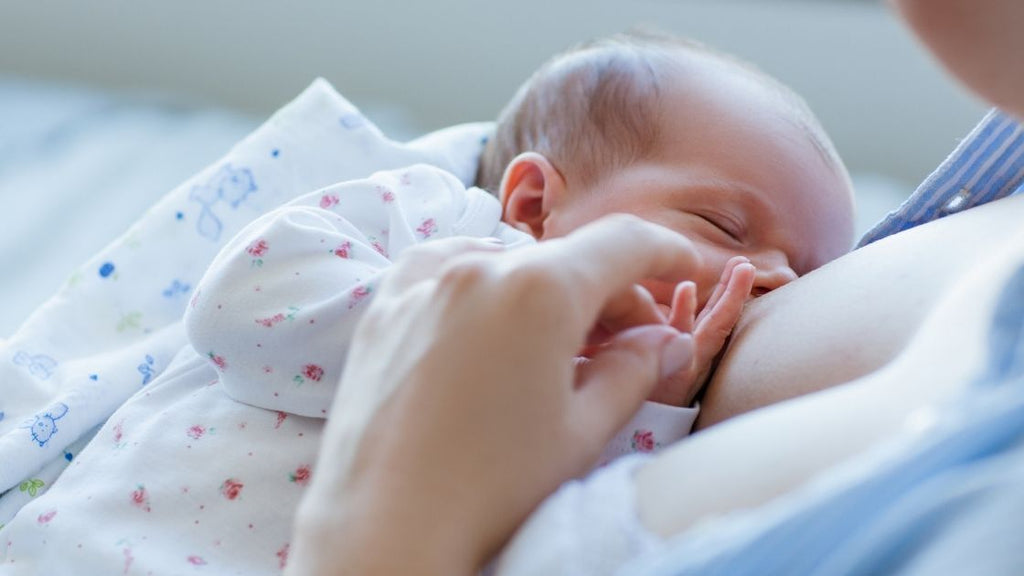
[542,57,855,311]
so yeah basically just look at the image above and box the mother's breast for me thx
[694,192,1024,430]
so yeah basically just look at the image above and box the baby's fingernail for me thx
[660,333,694,380]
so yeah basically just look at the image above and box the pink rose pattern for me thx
[207,352,227,371]
[55,410,323,573]
[131,485,152,512]
[246,238,269,267]
[416,217,437,239]
[277,543,290,570]
[73,411,318,572]
[123,546,135,574]
[377,185,395,204]
[220,478,244,501]
[112,419,125,447]
[294,363,324,385]
[254,306,299,329]
[347,284,373,310]
[191,173,454,417]
[255,313,286,328]
[333,240,353,259]
[302,364,323,381]
[289,465,312,486]
[631,429,657,453]
[319,194,339,209]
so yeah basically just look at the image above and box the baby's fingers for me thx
[694,262,756,343]
[696,256,751,323]
[667,281,697,334]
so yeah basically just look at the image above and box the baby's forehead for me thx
[661,49,847,173]
[665,63,854,251]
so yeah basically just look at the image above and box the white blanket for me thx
[0,78,492,528]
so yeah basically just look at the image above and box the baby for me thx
[0,33,854,574]
[477,33,854,411]
[185,32,854,457]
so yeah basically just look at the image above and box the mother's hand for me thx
[289,215,698,576]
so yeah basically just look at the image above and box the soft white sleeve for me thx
[490,455,665,576]
[184,164,498,417]
[596,401,699,467]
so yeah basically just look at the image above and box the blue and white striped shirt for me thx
[859,109,1024,247]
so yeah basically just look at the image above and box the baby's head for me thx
[478,33,855,309]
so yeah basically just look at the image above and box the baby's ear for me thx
[500,152,567,239]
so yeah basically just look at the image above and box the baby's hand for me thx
[648,256,756,406]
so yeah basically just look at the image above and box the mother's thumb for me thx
[574,326,694,445]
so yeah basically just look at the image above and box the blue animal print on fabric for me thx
[339,113,366,130]
[138,354,155,385]
[162,279,191,298]
[13,351,58,380]
[188,163,257,241]
[23,403,68,447]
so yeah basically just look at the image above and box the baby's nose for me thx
[751,262,798,297]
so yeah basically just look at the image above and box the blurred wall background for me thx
[0,0,988,187]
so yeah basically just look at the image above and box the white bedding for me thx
[0,78,499,573]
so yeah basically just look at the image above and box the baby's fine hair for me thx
[476,32,847,196]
